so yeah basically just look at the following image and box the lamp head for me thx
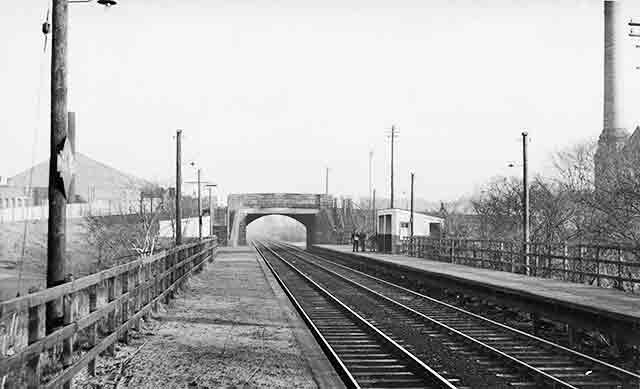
[97,0,117,6]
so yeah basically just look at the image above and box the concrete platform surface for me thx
[112,247,344,388]
[314,244,640,326]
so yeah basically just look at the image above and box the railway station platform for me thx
[98,247,344,388]
[312,244,640,345]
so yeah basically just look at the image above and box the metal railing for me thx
[401,237,640,293]
[0,238,217,388]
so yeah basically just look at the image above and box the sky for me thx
[2,0,640,205]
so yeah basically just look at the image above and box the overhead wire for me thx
[16,4,51,297]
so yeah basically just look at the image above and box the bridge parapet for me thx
[227,193,335,247]
[228,193,333,210]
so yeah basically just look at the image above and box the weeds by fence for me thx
[0,238,216,388]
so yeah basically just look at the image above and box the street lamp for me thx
[189,162,202,239]
[205,184,218,237]
[508,131,530,275]
[187,163,216,240]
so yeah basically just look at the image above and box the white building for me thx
[376,208,444,253]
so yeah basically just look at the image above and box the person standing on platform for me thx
[351,229,358,252]
[359,231,366,252]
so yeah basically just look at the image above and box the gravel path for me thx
[96,249,320,389]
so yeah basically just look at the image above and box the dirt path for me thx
[100,249,322,388]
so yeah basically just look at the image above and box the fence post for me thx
[450,240,455,264]
[595,246,601,287]
[106,276,116,356]
[133,263,141,331]
[579,245,586,284]
[121,271,130,344]
[563,242,569,281]
[62,274,74,389]
[25,287,45,389]
[616,247,624,291]
[143,262,150,321]
[87,284,98,376]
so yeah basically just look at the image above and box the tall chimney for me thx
[595,0,629,187]
[603,0,625,133]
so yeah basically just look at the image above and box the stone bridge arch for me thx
[227,193,334,247]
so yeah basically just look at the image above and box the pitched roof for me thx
[8,153,152,201]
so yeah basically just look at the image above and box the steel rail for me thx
[252,242,360,388]
[254,240,457,389]
[294,242,640,384]
[271,241,640,388]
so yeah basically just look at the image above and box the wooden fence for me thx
[0,238,216,388]
[401,237,640,293]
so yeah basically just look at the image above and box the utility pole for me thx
[369,150,373,208]
[197,168,202,240]
[410,172,414,238]
[67,111,76,202]
[372,188,376,236]
[175,130,182,246]
[208,185,213,237]
[47,0,69,332]
[388,125,398,209]
[522,131,530,274]
[206,184,217,237]
[325,167,329,195]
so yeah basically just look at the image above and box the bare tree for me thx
[83,189,171,271]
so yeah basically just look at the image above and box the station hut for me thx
[376,208,443,253]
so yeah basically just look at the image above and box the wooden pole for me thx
[176,130,182,246]
[197,168,202,240]
[522,131,530,274]
[372,189,376,251]
[390,125,395,209]
[67,111,76,202]
[325,167,329,195]
[47,0,68,333]
[410,172,414,238]
[209,186,213,237]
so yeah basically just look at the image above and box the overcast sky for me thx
[2,0,640,204]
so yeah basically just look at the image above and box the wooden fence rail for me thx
[0,238,217,388]
[401,237,640,293]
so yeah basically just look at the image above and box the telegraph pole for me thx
[522,131,530,274]
[206,184,217,237]
[410,172,414,238]
[372,189,377,250]
[325,167,329,195]
[208,185,213,237]
[67,111,76,202]
[388,125,398,209]
[197,168,202,240]
[368,150,373,208]
[175,130,182,246]
[372,188,376,227]
[47,0,69,332]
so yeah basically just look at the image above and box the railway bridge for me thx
[227,193,336,247]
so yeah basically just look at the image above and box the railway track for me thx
[259,240,640,389]
[253,241,458,389]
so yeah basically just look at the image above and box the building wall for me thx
[376,209,443,238]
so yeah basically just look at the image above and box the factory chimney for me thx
[595,0,629,188]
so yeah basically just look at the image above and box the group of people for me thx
[351,229,368,252]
